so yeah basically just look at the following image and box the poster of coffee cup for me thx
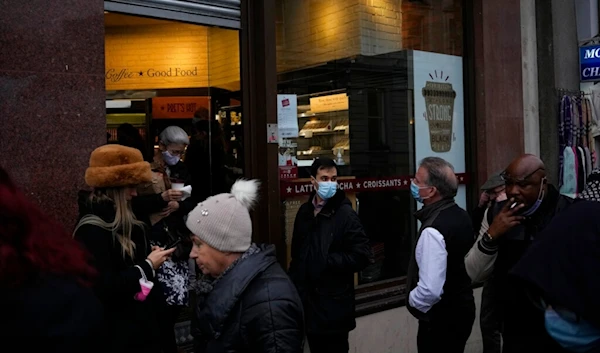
[412,50,466,210]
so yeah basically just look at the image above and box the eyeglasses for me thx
[168,149,185,156]
[500,168,545,187]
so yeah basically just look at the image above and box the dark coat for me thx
[489,185,573,353]
[288,190,373,334]
[192,244,304,353]
[74,195,172,353]
[511,199,600,329]
[0,275,104,353]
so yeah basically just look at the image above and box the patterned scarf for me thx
[578,169,600,202]
[195,243,261,294]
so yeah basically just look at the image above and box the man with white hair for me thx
[134,125,194,352]
[407,156,475,353]
[157,125,191,182]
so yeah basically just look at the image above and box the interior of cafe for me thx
[104,12,243,197]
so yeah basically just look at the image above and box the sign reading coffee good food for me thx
[580,45,600,82]
[106,67,199,82]
[105,66,204,90]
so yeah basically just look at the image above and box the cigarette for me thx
[510,202,518,209]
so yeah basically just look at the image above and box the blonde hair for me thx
[74,188,146,259]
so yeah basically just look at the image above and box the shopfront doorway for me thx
[103,6,242,351]
[104,10,243,203]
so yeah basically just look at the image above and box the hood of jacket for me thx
[198,243,278,339]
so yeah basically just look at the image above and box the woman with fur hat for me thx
[74,144,176,353]
[187,179,304,353]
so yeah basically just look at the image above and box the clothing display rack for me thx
[557,88,595,198]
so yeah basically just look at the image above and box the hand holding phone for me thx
[164,238,182,250]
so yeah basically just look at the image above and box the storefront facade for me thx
[1,0,536,351]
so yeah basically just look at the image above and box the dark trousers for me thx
[417,302,475,353]
[307,332,349,353]
[163,305,184,353]
[480,279,502,353]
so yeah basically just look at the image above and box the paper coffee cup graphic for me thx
[422,81,456,152]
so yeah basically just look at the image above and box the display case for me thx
[292,91,350,167]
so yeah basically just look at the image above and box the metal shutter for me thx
[104,0,241,29]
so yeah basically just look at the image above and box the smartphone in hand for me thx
[164,238,181,250]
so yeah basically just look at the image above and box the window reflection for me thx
[277,0,464,288]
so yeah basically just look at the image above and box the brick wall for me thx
[359,0,403,56]
[276,0,462,73]
[277,0,402,72]
[105,23,240,91]
[208,27,241,92]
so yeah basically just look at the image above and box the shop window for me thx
[104,11,243,202]
[276,0,465,315]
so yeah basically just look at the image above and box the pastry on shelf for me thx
[299,146,322,155]
[299,120,332,136]
[332,138,350,151]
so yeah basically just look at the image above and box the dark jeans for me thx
[307,332,349,353]
[480,279,502,353]
[417,301,476,353]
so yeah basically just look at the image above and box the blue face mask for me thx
[316,181,337,200]
[545,307,600,353]
[410,180,433,203]
[521,178,546,217]
[162,151,180,166]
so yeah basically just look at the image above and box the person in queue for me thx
[74,144,176,353]
[473,171,507,353]
[187,179,304,352]
[465,154,573,353]
[155,125,192,185]
[510,200,600,353]
[135,125,197,352]
[0,166,104,352]
[407,157,475,353]
[288,157,373,353]
[472,171,505,231]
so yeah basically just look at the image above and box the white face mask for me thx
[162,151,180,166]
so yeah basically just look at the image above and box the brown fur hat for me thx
[85,145,152,188]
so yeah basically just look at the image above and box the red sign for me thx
[280,173,470,197]
[281,98,290,107]
[279,166,298,180]
[152,96,210,119]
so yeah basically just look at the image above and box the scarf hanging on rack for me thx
[558,95,573,188]
[584,98,596,166]
[583,98,594,176]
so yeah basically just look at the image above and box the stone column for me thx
[471,0,525,187]
[0,0,106,229]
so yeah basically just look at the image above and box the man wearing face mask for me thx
[407,157,475,353]
[464,154,573,353]
[289,158,372,353]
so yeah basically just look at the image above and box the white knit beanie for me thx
[186,179,260,252]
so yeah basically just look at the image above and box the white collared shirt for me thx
[409,227,448,313]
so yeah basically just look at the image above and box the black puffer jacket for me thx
[192,244,304,353]
[288,190,373,334]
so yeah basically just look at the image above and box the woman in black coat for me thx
[74,145,176,353]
